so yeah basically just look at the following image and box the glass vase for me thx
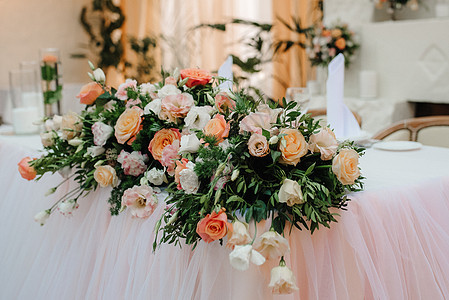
[316,65,328,96]
[40,48,62,117]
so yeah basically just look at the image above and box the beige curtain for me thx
[271,0,321,101]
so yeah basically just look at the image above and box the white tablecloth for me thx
[1,136,449,299]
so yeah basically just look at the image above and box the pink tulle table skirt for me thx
[1,139,449,300]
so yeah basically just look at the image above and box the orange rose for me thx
[215,92,236,113]
[332,148,360,185]
[203,114,230,144]
[114,107,143,144]
[196,208,231,243]
[322,30,331,37]
[335,37,346,50]
[76,82,104,105]
[18,157,36,181]
[279,128,308,166]
[180,68,212,88]
[148,128,181,161]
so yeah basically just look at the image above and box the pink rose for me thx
[117,150,148,177]
[165,76,177,86]
[308,128,338,161]
[160,140,181,176]
[92,122,113,146]
[161,93,194,120]
[215,92,236,113]
[18,157,36,180]
[76,82,104,105]
[121,185,158,218]
[239,112,272,135]
[116,79,138,101]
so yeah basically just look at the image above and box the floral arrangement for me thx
[18,62,364,294]
[306,23,359,68]
[374,0,419,17]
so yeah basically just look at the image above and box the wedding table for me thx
[1,135,449,300]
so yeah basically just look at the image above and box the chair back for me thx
[372,115,449,148]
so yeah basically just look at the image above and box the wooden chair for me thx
[372,115,449,148]
[308,108,363,127]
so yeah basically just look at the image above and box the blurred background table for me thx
[1,135,449,299]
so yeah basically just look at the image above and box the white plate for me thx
[373,141,422,151]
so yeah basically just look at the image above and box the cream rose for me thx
[247,133,270,157]
[157,84,181,99]
[114,106,143,144]
[40,132,56,147]
[332,148,360,185]
[279,128,308,166]
[253,230,290,260]
[94,165,118,187]
[179,162,200,194]
[229,245,266,271]
[269,265,299,294]
[278,179,304,206]
[226,220,251,249]
[61,112,83,140]
[308,127,338,161]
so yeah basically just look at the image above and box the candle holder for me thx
[9,69,41,134]
[40,48,62,117]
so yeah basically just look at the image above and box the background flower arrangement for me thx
[306,22,359,68]
[374,0,420,20]
[18,62,364,294]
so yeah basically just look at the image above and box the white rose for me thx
[92,122,113,147]
[179,134,201,154]
[226,220,251,249]
[52,115,62,130]
[140,83,156,96]
[40,132,56,147]
[34,210,50,226]
[144,99,162,115]
[157,84,181,99]
[57,199,79,216]
[253,230,290,260]
[179,162,200,194]
[278,179,304,206]
[184,106,213,131]
[145,168,167,186]
[229,244,266,271]
[87,146,105,157]
[269,265,299,294]
[93,68,106,83]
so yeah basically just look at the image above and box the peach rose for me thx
[174,158,189,189]
[18,157,36,180]
[331,29,342,38]
[180,68,212,88]
[161,93,194,119]
[76,82,104,105]
[279,128,308,166]
[94,165,118,187]
[335,37,346,50]
[114,106,143,144]
[42,55,58,64]
[247,133,270,157]
[308,127,338,161]
[215,92,236,113]
[148,128,181,161]
[61,112,83,140]
[203,114,230,144]
[239,112,271,135]
[196,208,231,243]
[332,148,360,185]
